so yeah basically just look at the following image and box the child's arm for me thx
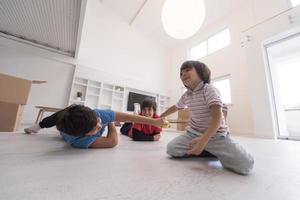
[115,112,163,127]
[89,123,118,148]
[160,105,179,118]
[187,105,222,155]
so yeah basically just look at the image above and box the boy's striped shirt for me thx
[176,81,228,134]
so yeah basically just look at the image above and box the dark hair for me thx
[141,98,157,112]
[180,60,211,84]
[56,105,97,136]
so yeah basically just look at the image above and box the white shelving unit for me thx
[112,86,125,111]
[69,76,169,113]
[69,76,125,111]
[158,95,170,113]
[69,77,88,105]
[85,79,101,108]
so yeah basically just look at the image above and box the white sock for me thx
[24,124,41,134]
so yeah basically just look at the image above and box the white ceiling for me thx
[102,0,246,49]
[0,0,82,56]
[0,0,245,56]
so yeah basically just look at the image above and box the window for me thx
[212,77,232,104]
[208,28,231,54]
[290,0,300,7]
[189,28,231,60]
[190,41,207,60]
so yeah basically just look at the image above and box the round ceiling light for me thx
[161,0,206,39]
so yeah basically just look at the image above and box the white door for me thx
[265,33,300,139]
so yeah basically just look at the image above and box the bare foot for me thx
[153,134,161,141]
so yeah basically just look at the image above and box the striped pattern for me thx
[176,82,228,133]
[0,0,81,56]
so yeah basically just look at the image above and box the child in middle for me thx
[120,98,162,141]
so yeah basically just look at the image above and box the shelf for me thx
[70,100,85,105]
[71,100,85,103]
[87,86,100,96]
[74,82,88,87]
[87,93,100,97]
[114,90,124,95]
[99,104,112,109]
[114,86,124,92]
[88,80,101,88]
[100,103,111,106]
[102,88,113,92]
[113,97,123,101]
[113,92,124,100]
[158,94,170,113]
[103,83,114,90]
[74,77,88,85]
[71,76,172,113]
[88,85,101,89]
[112,104,122,111]
[100,90,112,105]
[86,95,99,108]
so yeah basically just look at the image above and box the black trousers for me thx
[120,123,159,141]
[120,123,132,136]
[38,106,71,128]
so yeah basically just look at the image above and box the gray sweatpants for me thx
[167,129,254,175]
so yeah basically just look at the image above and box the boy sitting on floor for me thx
[120,98,162,141]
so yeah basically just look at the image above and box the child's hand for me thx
[154,118,165,127]
[153,134,161,141]
[187,135,209,155]
[162,119,169,128]
[86,118,102,135]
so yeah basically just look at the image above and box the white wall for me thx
[0,44,75,124]
[169,2,255,137]
[243,5,300,138]
[1,0,297,137]
[77,0,171,96]
[0,0,171,126]
[169,0,299,138]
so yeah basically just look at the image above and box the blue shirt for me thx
[60,109,116,149]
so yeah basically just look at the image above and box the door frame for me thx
[262,27,300,140]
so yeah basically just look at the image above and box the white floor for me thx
[0,128,300,200]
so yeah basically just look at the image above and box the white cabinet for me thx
[112,86,125,111]
[86,80,101,108]
[158,95,170,113]
[69,76,169,113]
[99,83,113,109]
[69,77,88,105]
[69,76,125,111]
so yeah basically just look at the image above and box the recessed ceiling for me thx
[0,0,82,56]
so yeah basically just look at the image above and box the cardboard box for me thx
[0,73,46,132]
[177,109,190,131]
[0,102,24,132]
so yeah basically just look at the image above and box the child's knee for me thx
[230,154,254,175]
[241,155,254,174]
[166,141,185,157]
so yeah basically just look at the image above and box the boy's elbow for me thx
[109,137,118,148]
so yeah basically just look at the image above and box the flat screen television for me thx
[127,92,156,111]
